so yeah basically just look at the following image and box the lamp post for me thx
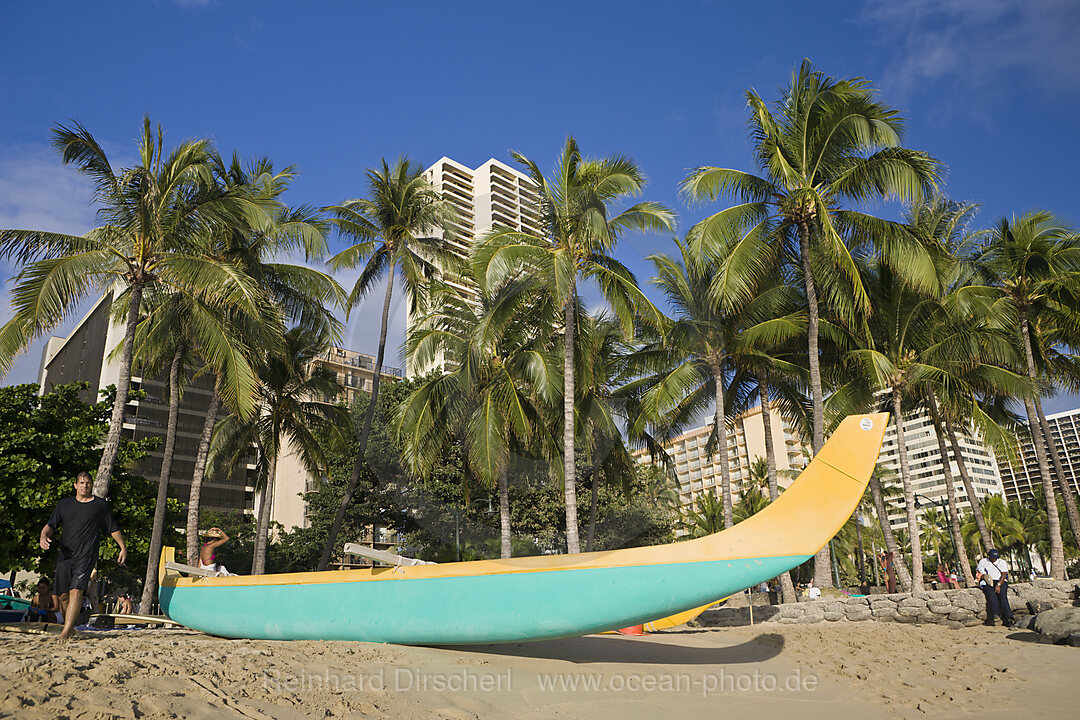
[452,498,493,562]
[914,492,957,579]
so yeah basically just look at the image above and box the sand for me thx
[0,621,1076,719]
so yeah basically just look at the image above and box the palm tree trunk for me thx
[185,387,220,565]
[94,282,143,497]
[1019,309,1066,579]
[945,414,992,553]
[252,448,278,575]
[1034,394,1080,544]
[140,345,183,614]
[869,472,913,591]
[757,376,797,603]
[563,285,581,554]
[797,222,830,588]
[586,447,599,552]
[712,360,733,529]
[499,465,511,559]
[319,264,396,570]
[927,395,975,586]
[891,388,924,591]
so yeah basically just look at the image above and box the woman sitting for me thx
[30,578,61,623]
[199,527,238,576]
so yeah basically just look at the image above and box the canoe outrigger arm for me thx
[342,543,435,567]
[164,561,217,577]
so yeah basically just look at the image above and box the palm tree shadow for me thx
[441,632,785,665]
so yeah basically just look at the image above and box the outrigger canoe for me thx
[159,412,887,645]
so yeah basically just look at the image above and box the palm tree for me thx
[682,61,940,584]
[0,118,267,496]
[867,467,914,591]
[640,239,803,529]
[183,154,342,565]
[575,313,639,552]
[212,327,348,574]
[319,157,459,570]
[396,276,559,559]
[685,492,725,538]
[473,138,675,553]
[977,211,1080,578]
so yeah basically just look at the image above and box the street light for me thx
[914,492,959,582]
[451,498,493,562]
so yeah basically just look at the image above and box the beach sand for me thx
[1,621,1076,719]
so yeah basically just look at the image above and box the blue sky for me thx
[1,0,1078,413]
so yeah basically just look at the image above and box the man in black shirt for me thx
[39,471,127,640]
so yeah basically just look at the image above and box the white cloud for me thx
[0,144,98,384]
[861,0,1080,119]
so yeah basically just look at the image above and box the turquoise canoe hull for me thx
[159,554,806,645]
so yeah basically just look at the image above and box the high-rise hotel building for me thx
[631,403,812,514]
[997,406,1080,502]
[877,410,1005,529]
[410,158,544,374]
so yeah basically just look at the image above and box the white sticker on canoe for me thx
[860,418,874,431]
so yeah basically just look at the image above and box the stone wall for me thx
[696,579,1080,629]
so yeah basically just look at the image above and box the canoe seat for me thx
[342,543,435,567]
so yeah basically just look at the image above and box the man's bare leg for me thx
[59,589,83,641]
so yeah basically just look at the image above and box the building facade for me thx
[877,410,1005,529]
[632,403,811,514]
[997,406,1080,502]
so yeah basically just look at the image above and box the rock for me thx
[821,601,845,613]
[779,605,805,619]
[895,614,920,623]
[1069,633,1080,648]
[1027,600,1054,615]
[777,617,798,624]
[948,609,975,621]
[869,599,897,610]
[1014,616,1036,631]
[872,607,898,619]
[899,597,927,608]
[796,614,823,624]
[823,611,844,622]
[845,610,872,621]
[1032,607,1080,644]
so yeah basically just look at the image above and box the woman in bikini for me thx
[199,527,237,576]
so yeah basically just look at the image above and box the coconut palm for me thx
[211,327,348,574]
[682,61,940,584]
[575,312,639,552]
[867,466,914,591]
[639,238,804,529]
[319,157,459,570]
[184,154,343,565]
[977,211,1080,578]
[472,138,675,553]
[396,275,559,559]
[685,492,725,539]
[0,118,268,496]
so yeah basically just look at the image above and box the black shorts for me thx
[55,554,95,594]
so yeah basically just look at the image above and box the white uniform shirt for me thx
[976,557,1009,585]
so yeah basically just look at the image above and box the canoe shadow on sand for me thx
[442,632,784,665]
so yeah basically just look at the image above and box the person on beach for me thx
[199,527,237,576]
[39,471,127,640]
[30,578,61,623]
[117,592,134,615]
[975,549,1013,627]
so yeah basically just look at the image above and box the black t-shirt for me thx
[46,497,120,561]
